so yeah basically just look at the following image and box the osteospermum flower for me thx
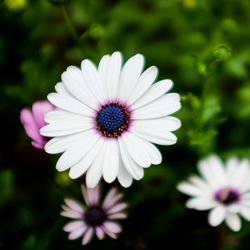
[61,185,127,245]
[40,52,181,187]
[20,101,54,149]
[178,155,250,231]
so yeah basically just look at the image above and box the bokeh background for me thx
[1,0,250,249]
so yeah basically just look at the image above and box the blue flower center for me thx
[96,102,131,138]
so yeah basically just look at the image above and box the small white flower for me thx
[178,155,250,231]
[41,52,181,188]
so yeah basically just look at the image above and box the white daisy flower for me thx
[40,52,181,188]
[178,155,250,231]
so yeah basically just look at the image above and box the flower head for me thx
[178,155,250,231]
[20,101,54,149]
[61,185,127,245]
[41,52,181,187]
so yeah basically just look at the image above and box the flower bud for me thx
[212,44,231,63]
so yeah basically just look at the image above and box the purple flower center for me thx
[84,206,106,227]
[96,102,131,138]
[214,187,240,205]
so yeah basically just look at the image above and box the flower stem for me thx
[60,4,79,42]
[218,224,227,247]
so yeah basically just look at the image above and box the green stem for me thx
[60,4,79,42]
[218,224,227,248]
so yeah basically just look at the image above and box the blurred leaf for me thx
[201,96,221,123]
[0,170,13,209]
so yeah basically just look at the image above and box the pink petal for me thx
[101,225,118,239]
[96,226,105,240]
[82,185,100,206]
[31,141,44,149]
[103,188,123,209]
[32,101,54,129]
[63,220,85,232]
[60,210,82,219]
[61,205,70,211]
[20,109,43,144]
[103,221,122,234]
[108,213,127,220]
[82,228,94,245]
[64,199,85,213]
[68,225,87,240]
[106,203,127,214]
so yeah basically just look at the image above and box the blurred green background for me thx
[0,0,250,249]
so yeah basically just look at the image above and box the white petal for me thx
[186,197,216,210]
[133,116,181,132]
[239,169,250,193]
[121,133,156,167]
[103,140,119,183]
[131,116,181,145]
[225,212,241,231]
[132,129,177,146]
[177,182,209,197]
[127,66,158,105]
[208,206,226,227]
[231,159,250,190]
[62,66,98,109]
[189,176,211,191]
[98,54,110,82]
[145,142,162,165]
[118,54,144,101]
[227,203,241,213]
[44,110,87,123]
[41,123,92,137]
[241,192,250,200]
[207,155,227,186]
[133,93,181,119]
[106,52,122,99]
[117,158,133,188]
[239,206,250,221]
[226,157,239,181]
[198,158,221,188]
[69,138,104,179]
[41,112,93,137]
[119,139,144,180]
[55,130,99,171]
[86,142,107,188]
[55,82,72,98]
[44,131,89,154]
[81,59,107,103]
[47,93,93,117]
[132,79,173,109]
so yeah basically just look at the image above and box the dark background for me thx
[0,0,250,249]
